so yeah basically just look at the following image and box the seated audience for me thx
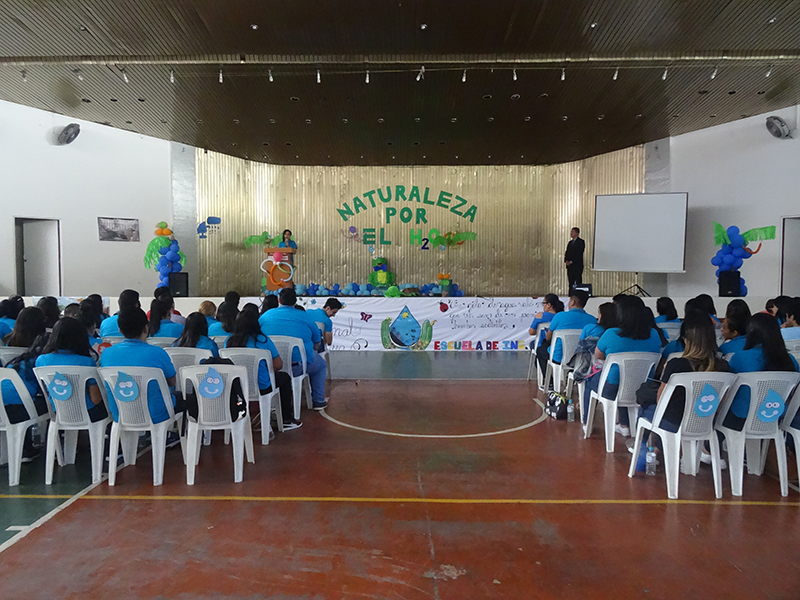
[259,288,327,410]
[173,312,219,357]
[86,294,108,326]
[75,300,103,350]
[260,295,279,315]
[528,293,563,349]
[719,299,751,355]
[644,306,669,347]
[36,317,107,422]
[198,300,218,327]
[152,289,185,325]
[37,296,61,331]
[695,293,720,325]
[63,303,81,319]
[224,290,241,310]
[99,289,140,337]
[581,302,618,341]
[780,298,800,342]
[100,307,180,427]
[536,290,596,376]
[770,295,792,325]
[0,296,25,331]
[654,297,680,324]
[241,302,260,318]
[209,301,238,339]
[306,298,343,349]
[6,307,47,349]
[148,299,184,338]
[226,310,301,430]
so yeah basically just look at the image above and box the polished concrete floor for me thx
[0,364,799,598]
[329,350,532,379]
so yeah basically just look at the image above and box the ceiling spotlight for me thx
[268,69,273,82]
[365,70,369,83]
[462,69,467,82]
[170,69,175,84]
[711,67,718,79]
[219,69,223,83]
[250,24,259,30]
[121,69,129,83]
[317,69,321,84]
[21,69,27,83]
[662,67,668,80]
[420,23,427,30]
[416,65,425,81]
[768,17,776,24]
[613,67,619,80]
[513,68,517,81]
[590,22,598,28]
[766,65,773,77]
[561,68,565,81]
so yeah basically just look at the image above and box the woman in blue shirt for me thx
[278,229,298,264]
[148,299,184,338]
[36,317,108,422]
[719,299,751,356]
[725,313,799,429]
[208,301,238,339]
[226,310,300,430]
[198,301,218,328]
[654,297,680,324]
[528,294,562,349]
[173,312,219,357]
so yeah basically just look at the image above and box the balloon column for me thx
[710,222,775,297]
[144,221,186,288]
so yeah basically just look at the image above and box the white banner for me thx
[291,296,547,352]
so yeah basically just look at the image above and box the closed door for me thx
[782,217,800,296]
[17,219,62,295]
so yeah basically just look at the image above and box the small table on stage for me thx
[263,247,295,291]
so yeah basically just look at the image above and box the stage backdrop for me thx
[195,147,643,297]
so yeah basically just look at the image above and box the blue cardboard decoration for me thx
[198,367,224,399]
[114,372,140,402]
[693,383,720,417]
[48,372,73,402]
[757,389,785,423]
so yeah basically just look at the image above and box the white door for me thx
[20,219,61,295]
[782,217,800,296]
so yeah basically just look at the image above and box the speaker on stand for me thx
[169,272,189,297]
[718,271,741,297]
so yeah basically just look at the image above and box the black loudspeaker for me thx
[719,271,741,297]
[571,283,593,297]
[169,272,189,297]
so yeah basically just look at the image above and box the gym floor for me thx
[0,353,798,599]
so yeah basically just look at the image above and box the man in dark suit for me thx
[564,227,585,290]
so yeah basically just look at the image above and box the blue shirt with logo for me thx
[35,351,98,412]
[548,308,597,362]
[597,328,663,385]
[99,339,176,423]
[259,305,321,363]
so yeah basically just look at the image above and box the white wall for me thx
[668,105,800,298]
[0,100,172,296]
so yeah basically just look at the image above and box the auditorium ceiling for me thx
[0,0,799,166]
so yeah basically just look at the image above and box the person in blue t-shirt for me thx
[306,298,342,350]
[719,299,751,356]
[259,288,327,410]
[535,290,596,376]
[225,310,300,430]
[0,295,25,332]
[172,312,219,357]
[148,299,184,339]
[36,317,107,422]
[654,297,681,325]
[99,289,140,338]
[198,300,218,329]
[725,313,799,430]
[528,294,563,350]
[99,307,179,425]
[208,301,238,340]
[780,298,800,343]
[278,229,298,264]
[583,295,662,433]
[581,302,618,341]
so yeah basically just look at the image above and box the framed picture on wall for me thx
[98,217,140,242]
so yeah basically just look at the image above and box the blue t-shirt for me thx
[530,311,555,346]
[150,320,184,338]
[597,328,663,385]
[719,335,747,356]
[580,323,605,340]
[226,334,278,390]
[35,351,98,412]
[208,321,231,338]
[548,308,597,362]
[99,339,176,423]
[654,315,681,325]
[278,240,298,263]
[0,320,12,340]
[173,335,219,358]
[306,308,332,333]
[259,305,321,363]
[2,356,39,406]
[0,316,16,332]
[205,316,219,328]
[99,314,122,337]
[781,328,800,342]
[661,339,685,360]
[728,346,800,418]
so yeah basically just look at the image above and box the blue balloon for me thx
[732,257,743,269]
[715,268,721,278]
[366,284,373,291]
[721,244,733,254]
[722,254,735,265]
[158,265,170,275]
[727,226,740,237]
[731,234,745,247]
[158,256,169,267]
[159,247,169,255]
[710,256,722,266]
[732,247,748,258]
[169,240,179,250]
[165,251,179,262]
[171,262,182,273]
[741,285,748,296]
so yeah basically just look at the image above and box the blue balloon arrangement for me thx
[291,281,465,297]
[710,223,776,297]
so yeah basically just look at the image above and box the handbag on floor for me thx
[545,390,569,420]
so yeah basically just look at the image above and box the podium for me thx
[263,247,295,291]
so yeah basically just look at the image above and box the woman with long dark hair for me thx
[36,317,107,422]
[655,297,680,324]
[226,311,301,431]
[173,312,219,357]
[6,307,46,349]
[719,299,751,356]
[208,301,238,339]
[148,299,184,338]
[37,297,61,330]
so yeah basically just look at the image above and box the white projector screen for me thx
[593,193,688,273]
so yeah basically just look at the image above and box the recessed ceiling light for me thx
[392,156,395,159]
[539,93,548,98]
[305,119,312,124]
[420,23,427,29]
[590,22,598,28]
[482,94,492,100]
[487,117,494,122]
[290,97,300,102]
[269,119,276,124]
[597,115,604,120]
[450,117,457,122]
[635,114,642,118]
[231,143,237,146]
[342,118,348,123]
[250,24,259,29]
[511,94,520,100]
[233,119,239,124]
[562,115,568,121]
[423,155,426,158]
[524,116,531,121]
[378,118,384,123]
[414,117,421,122]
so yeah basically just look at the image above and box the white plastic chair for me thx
[101,337,124,346]
[316,321,332,380]
[780,385,800,495]
[270,335,312,419]
[790,350,800,365]
[628,372,738,499]
[97,367,185,486]
[34,366,111,485]
[181,365,255,484]
[660,323,681,343]
[585,352,661,452]
[539,329,581,393]
[147,337,178,348]
[565,372,587,424]
[0,347,26,367]
[715,372,800,497]
[0,370,50,486]
[211,335,230,347]
[219,348,283,444]
[164,348,213,393]
[526,323,549,381]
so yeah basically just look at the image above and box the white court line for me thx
[319,398,547,439]
[5,526,27,531]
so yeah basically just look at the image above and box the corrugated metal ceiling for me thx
[0,0,798,165]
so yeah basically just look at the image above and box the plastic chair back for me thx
[548,330,581,364]
[98,367,175,428]
[0,369,42,429]
[597,352,661,408]
[725,372,800,436]
[33,366,105,428]
[219,348,276,400]
[790,350,800,365]
[661,323,681,342]
[147,337,178,348]
[211,335,230,347]
[164,348,213,392]
[181,365,249,427]
[657,372,738,437]
[270,335,308,375]
[0,347,26,367]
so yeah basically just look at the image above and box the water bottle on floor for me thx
[646,446,657,476]
[566,400,575,422]
[30,424,43,448]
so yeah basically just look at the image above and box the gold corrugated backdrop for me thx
[196,147,643,296]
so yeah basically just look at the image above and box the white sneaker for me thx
[626,439,636,454]
[700,451,727,470]
[615,424,631,437]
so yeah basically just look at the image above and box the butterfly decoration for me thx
[360,312,373,322]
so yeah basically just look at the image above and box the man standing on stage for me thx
[564,226,585,291]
